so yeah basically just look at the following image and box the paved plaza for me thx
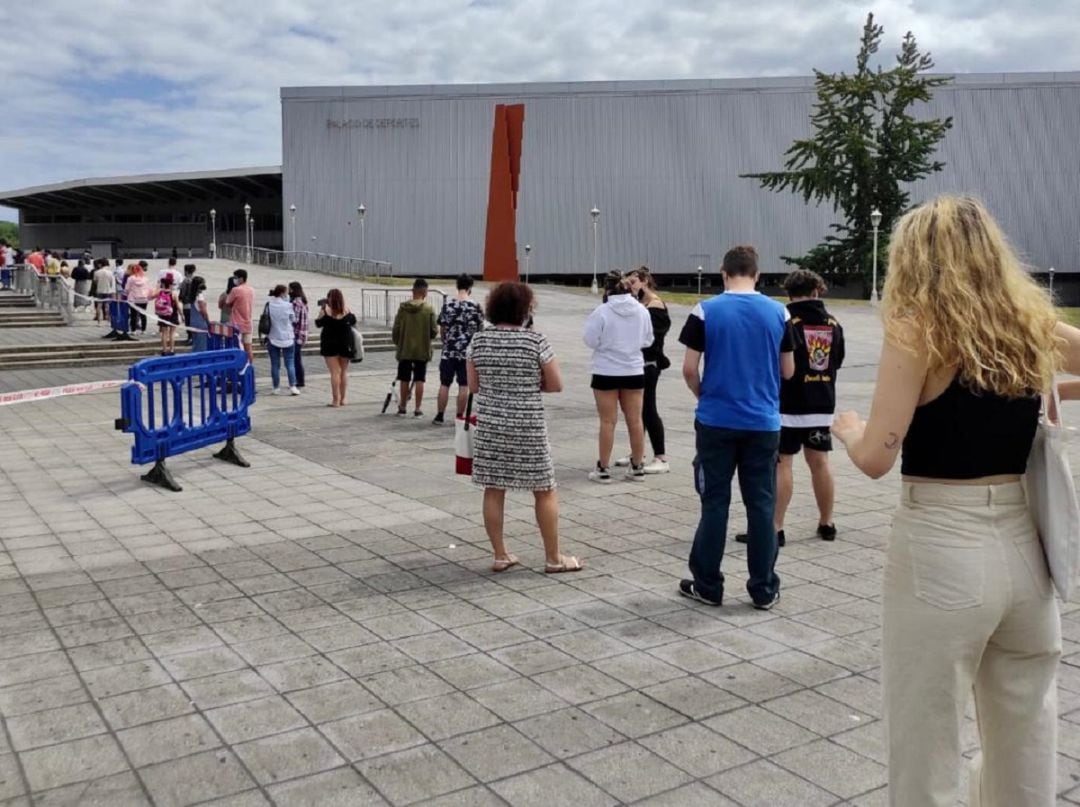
[1,270,1080,806]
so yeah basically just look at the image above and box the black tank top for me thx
[901,377,1040,479]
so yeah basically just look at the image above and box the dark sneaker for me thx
[625,462,646,482]
[734,529,785,547]
[588,463,612,484]
[432,412,445,425]
[752,591,781,611]
[817,523,837,541]
[678,579,722,607]
[414,410,424,418]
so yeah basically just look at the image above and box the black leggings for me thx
[643,363,665,457]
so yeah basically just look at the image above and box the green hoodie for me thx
[392,299,437,362]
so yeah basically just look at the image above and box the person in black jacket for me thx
[623,266,672,473]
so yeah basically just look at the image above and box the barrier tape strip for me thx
[0,379,144,407]
[62,285,217,334]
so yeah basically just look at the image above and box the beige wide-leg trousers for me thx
[884,481,1061,807]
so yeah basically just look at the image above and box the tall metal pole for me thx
[358,204,366,261]
[870,207,882,307]
[524,244,532,284]
[590,206,600,295]
[210,209,216,259]
[243,203,251,264]
[697,266,703,296]
[289,204,296,256]
[1050,266,1056,295]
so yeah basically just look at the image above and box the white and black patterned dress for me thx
[467,327,556,491]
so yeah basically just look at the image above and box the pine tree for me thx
[742,14,952,287]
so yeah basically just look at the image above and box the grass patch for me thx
[1059,308,1080,328]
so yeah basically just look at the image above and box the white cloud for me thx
[1,0,1077,221]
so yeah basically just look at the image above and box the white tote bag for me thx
[1026,386,1080,600]
[454,394,476,476]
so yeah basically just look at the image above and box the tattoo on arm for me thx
[884,432,900,450]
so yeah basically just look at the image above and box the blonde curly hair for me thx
[881,195,1060,397]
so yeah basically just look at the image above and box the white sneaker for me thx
[643,458,670,474]
[270,388,281,396]
[588,464,613,484]
[625,463,647,482]
[289,386,301,396]
[613,456,631,467]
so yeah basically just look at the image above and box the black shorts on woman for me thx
[591,374,645,391]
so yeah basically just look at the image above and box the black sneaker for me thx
[414,410,424,418]
[588,463,612,484]
[817,523,837,541]
[432,412,445,425]
[753,591,781,611]
[678,579,722,607]
[734,529,785,547]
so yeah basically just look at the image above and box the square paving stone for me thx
[363,611,441,640]
[706,758,836,807]
[491,762,618,807]
[514,707,625,758]
[195,790,268,806]
[298,622,378,653]
[396,692,501,740]
[772,738,888,799]
[439,725,554,782]
[67,637,151,672]
[393,632,476,663]
[99,684,195,730]
[286,679,384,724]
[546,629,638,662]
[30,770,150,806]
[638,723,756,778]
[641,675,746,720]
[138,749,255,807]
[414,785,505,807]
[590,651,685,689]
[450,620,535,651]
[0,674,88,717]
[531,663,628,704]
[206,695,308,743]
[567,741,692,803]
[700,661,803,703]
[19,734,129,791]
[82,660,171,699]
[360,664,456,706]
[763,689,871,737]
[266,767,388,806]
[581,691,688,738]
[754,649,850,687]
[428,653,520,691]
[232,634,315,666]
[490,641,577,676]
[705,705,819,756]
[256,655,346,692]
[159,647,248,680]
[645,638,740,674]
[7,702,106,751]
[321,709,427,761]
[469,678,570,722]
[418,601,495,629]
[0,753,24,800]
[234,728,345,785]
[599,619,683,650]
[0,650,73,688]
[358,744,477,805]
[328,642,413,677]
[181,669,274,709]
[632,781,739,806]
[117,713,221,767]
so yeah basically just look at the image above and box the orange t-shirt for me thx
[226,284,255,335]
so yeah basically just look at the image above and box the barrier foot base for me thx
[141,460,182,492]
[214,439,250,468]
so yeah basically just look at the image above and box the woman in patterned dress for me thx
[467,282,583,574]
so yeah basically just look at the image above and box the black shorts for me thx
[779,426,833,455]
[591,374,645,391]
[439,357,467,387]
[397,360,428,383]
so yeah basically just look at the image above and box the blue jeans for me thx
[268,343,296,389]
[689,421,781,605]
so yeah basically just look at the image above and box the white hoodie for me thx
[583,293,654,376]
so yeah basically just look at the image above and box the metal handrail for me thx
[217,243,394,279]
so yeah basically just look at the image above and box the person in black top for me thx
[831,195,1079,806]
[736,269,844,547]
[316,288,357,408]
[624,267,672,473]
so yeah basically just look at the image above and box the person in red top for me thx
[26,248,45,274]
[225,269,255,362]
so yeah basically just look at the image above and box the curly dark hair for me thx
[782,269,826,299]
[485,281,534,326]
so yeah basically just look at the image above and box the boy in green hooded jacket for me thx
[392,278,438,416]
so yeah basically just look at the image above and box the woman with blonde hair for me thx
[832,195,1080,806]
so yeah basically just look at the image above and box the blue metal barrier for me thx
[206,322,240,351]
[115,348,256,491]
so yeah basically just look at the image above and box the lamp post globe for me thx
[870,207,882,306]
[589,206,600,295]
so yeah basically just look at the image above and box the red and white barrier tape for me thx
[0,379,143,407]
[64,286,219,334]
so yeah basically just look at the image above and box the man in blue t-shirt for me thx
[678,245,794,610]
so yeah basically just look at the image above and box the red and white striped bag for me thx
[455,394,477,475]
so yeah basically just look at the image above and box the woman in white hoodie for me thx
[583,271,654,482]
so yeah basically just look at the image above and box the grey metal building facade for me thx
[281,73,1080,278]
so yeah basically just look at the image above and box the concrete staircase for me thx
[0,294,67,328]
[0,329,403,370]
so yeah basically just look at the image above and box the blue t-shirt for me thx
[678,291,793,431]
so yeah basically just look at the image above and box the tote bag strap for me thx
[464,393,474,431]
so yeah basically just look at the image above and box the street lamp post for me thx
[524,244,532,284]
[209,209,216,259]
[249,217,255,260]
[870,207,883,306]
[697,266,703,296]
[357,204,366,260]
[1050,266,1056,295]
[590,206,600,294]
[289,204,297,255]
[243,203,252,263]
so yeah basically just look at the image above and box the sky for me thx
[1,0,1077,222]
